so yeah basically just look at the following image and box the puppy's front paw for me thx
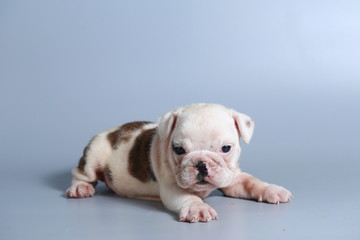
[66,183,95,198]
[179,203,218,223]
[259,184,292,204]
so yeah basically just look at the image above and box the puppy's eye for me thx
[221,145,231,153]
[173,146,186,155]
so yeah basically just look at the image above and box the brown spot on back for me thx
[107,129,122,149]
[108,121,153,149]
[121,121,153,132]
[152,134,162,172]
[128,128,157,182]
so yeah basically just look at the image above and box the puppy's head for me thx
[158,104,254,192]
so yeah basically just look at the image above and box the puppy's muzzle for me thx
[195,161,209,185]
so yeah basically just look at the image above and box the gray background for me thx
[1,0,359,239]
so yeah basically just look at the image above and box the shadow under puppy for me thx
[66,103,292,223]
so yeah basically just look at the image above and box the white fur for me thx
[66,103,292,223]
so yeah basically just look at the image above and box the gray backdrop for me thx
[1,0,359,239]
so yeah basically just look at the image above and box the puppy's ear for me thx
[232,111,255,144]
[157,109,181,141]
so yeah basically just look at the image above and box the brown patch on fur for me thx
[128,128,157,182]
[93,165,113,189]
[103,165,113,183]
[108,121,153,149]
[96,169,105,182]
[107,129,122,148]
[78,155,87,172]
[246,120,252,128]
[77,137,96,172]
[122,121,153,132]
[152,134,162,172]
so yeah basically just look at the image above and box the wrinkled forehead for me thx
[172,109,238,145]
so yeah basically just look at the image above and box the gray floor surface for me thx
[2,151,359,239]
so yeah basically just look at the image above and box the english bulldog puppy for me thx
[66,103,292,223]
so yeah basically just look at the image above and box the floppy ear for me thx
[157,108,182,141]
[232,111,255,144]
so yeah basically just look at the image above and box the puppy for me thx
[66,103,292,223]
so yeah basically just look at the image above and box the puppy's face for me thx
[158,104,254,192]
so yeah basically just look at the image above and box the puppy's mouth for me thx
[196,179,209,185]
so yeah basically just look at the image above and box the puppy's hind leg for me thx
[66,136,109,198]
[66,169,96,198]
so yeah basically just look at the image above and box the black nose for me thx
[195,161,208,180]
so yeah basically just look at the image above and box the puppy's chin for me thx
[176,174,233,192]
[176,180,216,192]
[190,180,217,192]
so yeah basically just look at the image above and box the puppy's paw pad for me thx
[262,184,292,204]
[66,183,95,198]
[179,203,218,223]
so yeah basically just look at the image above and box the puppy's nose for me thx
[195,161,208,179]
